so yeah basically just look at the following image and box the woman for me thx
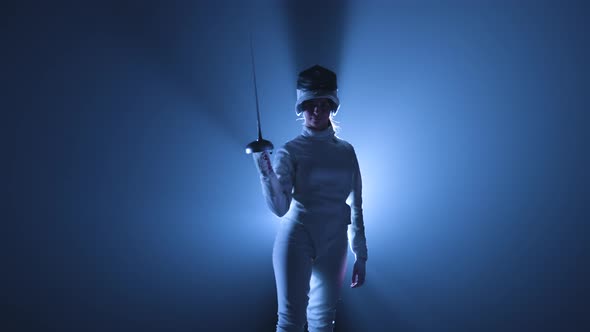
[252,65,368,332]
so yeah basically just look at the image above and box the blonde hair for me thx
[330,116,341,134]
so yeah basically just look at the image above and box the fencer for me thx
[252,65,368,332]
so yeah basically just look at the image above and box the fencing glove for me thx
[252,151,274,177]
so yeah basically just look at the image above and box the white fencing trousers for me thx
[273,219,349,332]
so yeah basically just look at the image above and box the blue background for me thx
[5,0,588,331]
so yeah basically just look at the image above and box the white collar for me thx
[301,125,335,140]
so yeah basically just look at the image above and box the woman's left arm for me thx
[349,147,368,261]
[349,146,368,287]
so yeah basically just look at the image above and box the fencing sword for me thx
[245,33,274,154]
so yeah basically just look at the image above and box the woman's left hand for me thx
[350,259,366,288]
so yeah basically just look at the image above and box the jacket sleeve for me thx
[257,147,294,217]
[348,147,368,261]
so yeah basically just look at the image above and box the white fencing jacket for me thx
[257,125,368,261]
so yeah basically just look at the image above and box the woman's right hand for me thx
[252,151,274,177]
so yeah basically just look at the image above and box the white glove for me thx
[252,151,274,177]
[252,149,293,217]
[350,258,366,288]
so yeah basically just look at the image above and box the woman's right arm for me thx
[252,148,294,217]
